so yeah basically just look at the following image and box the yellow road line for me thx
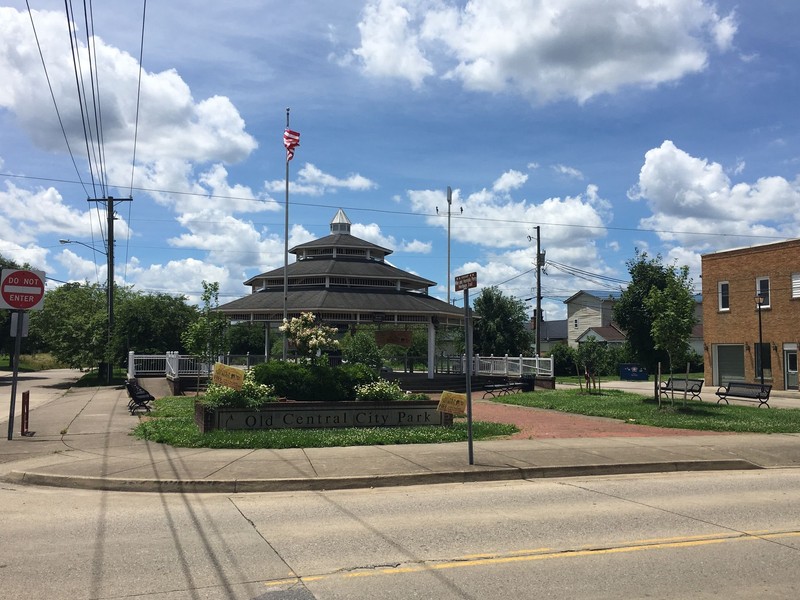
[265,530,800,587]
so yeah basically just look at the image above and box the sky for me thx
[1,0,799,321]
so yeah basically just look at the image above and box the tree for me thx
[473,287,534,356]
[612,251,671,371]
[112,290,198,362]
[340,328,383,371]
[576,338,609,393]
[225,322,267,355]
[644,264,697,391]
[29,282,108,369]
[181,281,228,370]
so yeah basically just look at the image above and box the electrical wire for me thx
[125,0,148,284]
[24,1,90,197]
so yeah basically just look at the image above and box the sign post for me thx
[455,271,477,464]
[2,269,45,440]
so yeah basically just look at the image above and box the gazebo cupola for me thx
[330,208,351,234]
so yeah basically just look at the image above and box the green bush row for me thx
[250,361,378,402]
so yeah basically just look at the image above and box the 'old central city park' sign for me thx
[196,400,452,433]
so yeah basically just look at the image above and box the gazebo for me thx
[217,209,468,378]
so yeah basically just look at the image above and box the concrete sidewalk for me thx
[1,371,799,493]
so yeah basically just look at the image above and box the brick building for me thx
[701,239,800,391]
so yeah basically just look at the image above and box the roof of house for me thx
[563,289,624,304]
[576,325,627,343]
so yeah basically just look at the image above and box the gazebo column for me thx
[427,321,436,379]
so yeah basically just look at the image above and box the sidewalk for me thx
[1,371,799,493]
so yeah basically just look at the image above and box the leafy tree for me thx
[612,251,671,371]
[112,290,198,362]
[340,328,383,371]
[548,343,576,376]
[576,337,609,393]
[224,322,266,355]
[473,286,533,356]
[181,281,228,368]
[644,264,697,382]
[29,282,108,369]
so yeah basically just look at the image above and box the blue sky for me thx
[1,1,799,321]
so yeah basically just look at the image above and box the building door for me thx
[715,344,745,386]
[786,350,798,390]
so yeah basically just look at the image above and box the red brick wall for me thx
[702,239,800,390]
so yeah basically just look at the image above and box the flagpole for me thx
[283,107,290,361]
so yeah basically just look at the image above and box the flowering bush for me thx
[355,379,404,402]
[200,370,277,409]
[279,312,339,362]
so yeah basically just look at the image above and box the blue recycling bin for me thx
[619,363,648,381]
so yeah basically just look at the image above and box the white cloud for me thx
[493,169,528,193]
[351,0,736,102]
[265,163,377,197]
[0,180,129,243]
[352,0,435,89]
[350,222,430,254]
[0,7,256,197]
[630,140,800,249]
[553,164,584,180]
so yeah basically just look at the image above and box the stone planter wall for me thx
[195,400,453,433]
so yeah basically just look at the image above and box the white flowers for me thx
[279,312,339,359]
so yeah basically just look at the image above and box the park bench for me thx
[659,377,704,402]
[126,380,154,414]
[715,381,772,408]
[482,377,526,399]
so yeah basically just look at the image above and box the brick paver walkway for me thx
[428,394,723,439]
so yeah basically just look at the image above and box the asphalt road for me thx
[2,469,799,599]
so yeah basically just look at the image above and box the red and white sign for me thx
[0,269,46,311]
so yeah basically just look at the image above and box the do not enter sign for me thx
[0,269,46,311]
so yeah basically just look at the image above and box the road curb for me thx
[3,459,759,494]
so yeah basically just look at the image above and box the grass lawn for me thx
[0,353,64,372]
[133,396,518,449]
[494,388,800,434]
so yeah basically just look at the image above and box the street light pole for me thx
[756,293,765,388]
[60,236,114,384]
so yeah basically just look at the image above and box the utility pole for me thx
[88,196,130,384]
[535,226,545,357]
[446,186,452,305]
[527,228,545,358]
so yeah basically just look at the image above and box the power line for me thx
[24,1,89,196]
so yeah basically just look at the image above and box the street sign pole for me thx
[455,271,477,465]
[464,287,474,465]
[7,309,24,440]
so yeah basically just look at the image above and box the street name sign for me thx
[455,271,477,291]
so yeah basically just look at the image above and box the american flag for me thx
[284,128,300,161]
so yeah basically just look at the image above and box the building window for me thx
[792,273,800,299]
[573,319,578,329]
[756,277,770,308]
[718,281,729,311]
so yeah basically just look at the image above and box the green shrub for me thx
[200,370,276,409]
[252,361,378,401]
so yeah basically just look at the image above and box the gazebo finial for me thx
[331,208,351,234]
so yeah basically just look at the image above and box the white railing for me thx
[128,352,167,380]
[130,351,212,380]
[467,354,553,378]
[129,351,553,379]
